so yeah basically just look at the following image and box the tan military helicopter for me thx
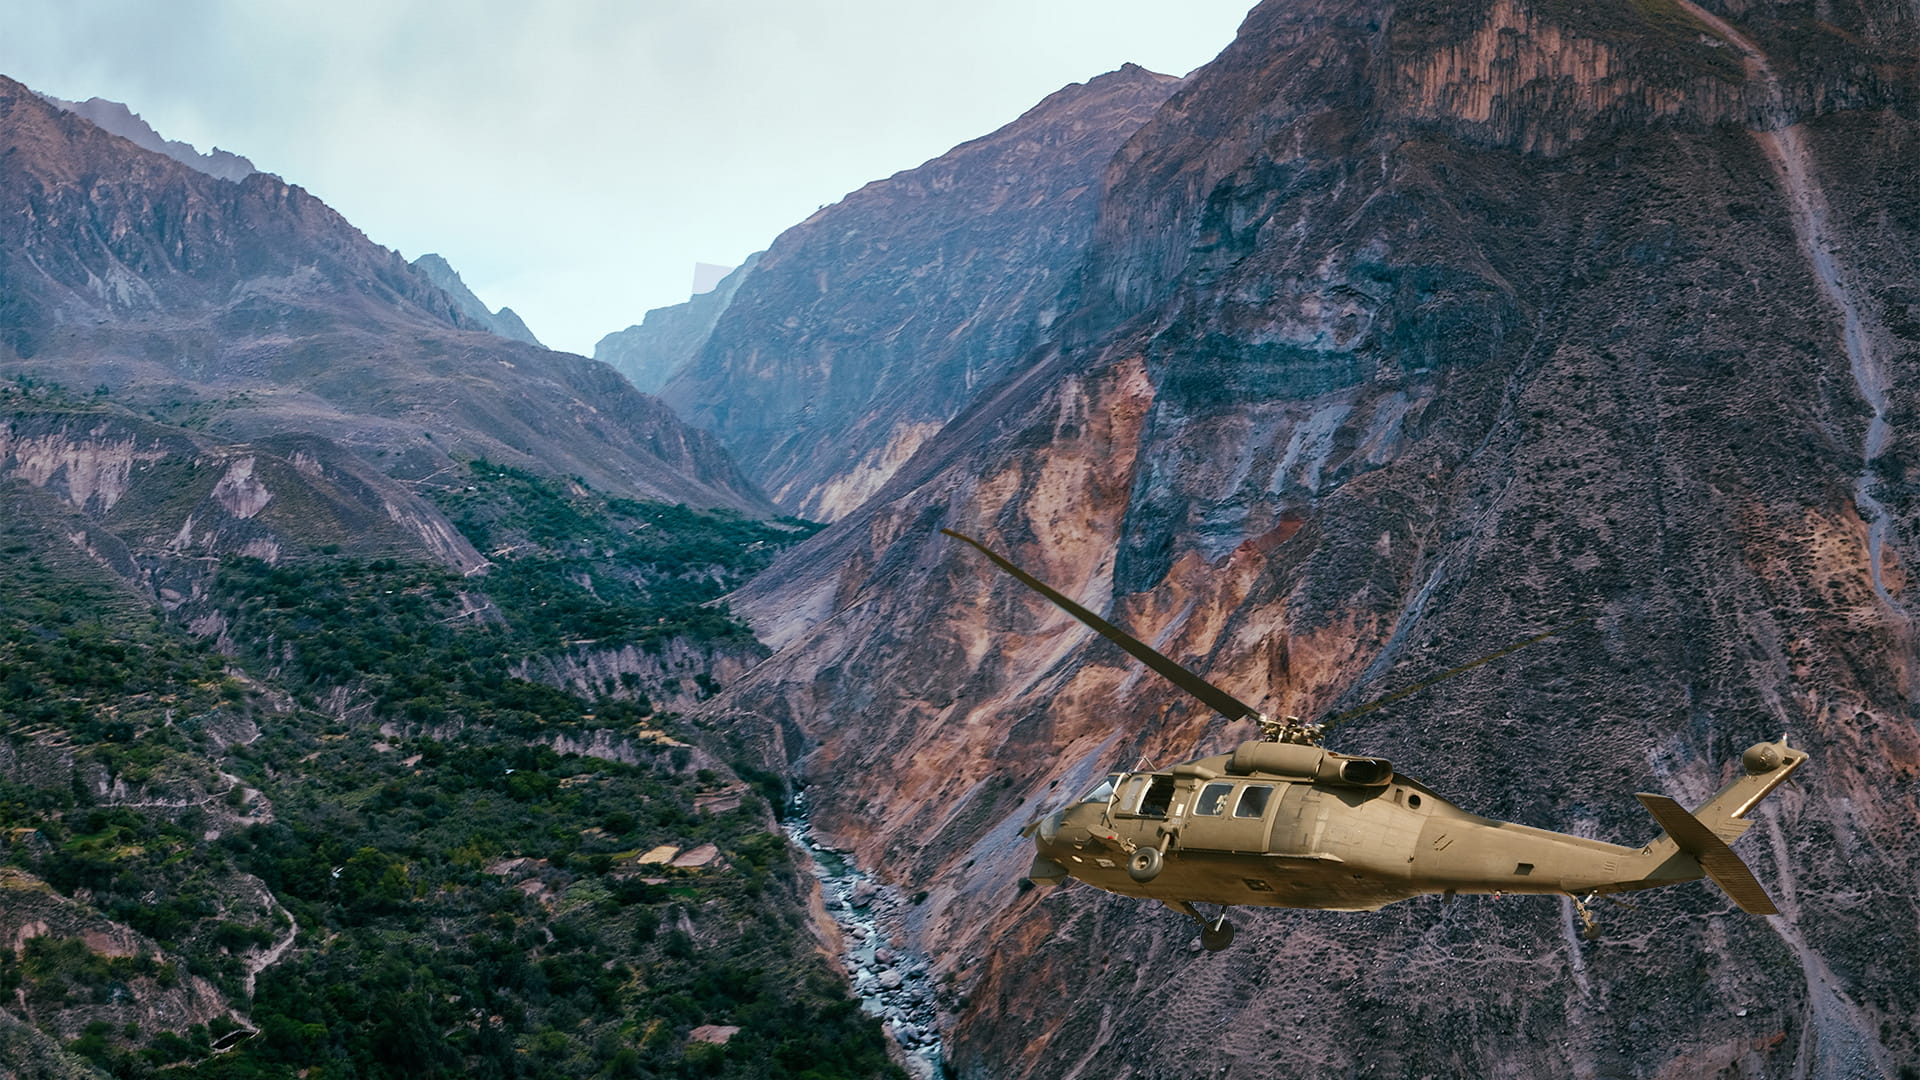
[945,530,1805,951]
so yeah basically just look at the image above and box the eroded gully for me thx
[1676,2,1902,609]
[1668,6,1901,1077]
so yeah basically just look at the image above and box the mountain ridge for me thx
[704,2,1920,1075]
[659,62,1184,521]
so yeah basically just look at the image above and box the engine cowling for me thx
[1225,741,1393,786]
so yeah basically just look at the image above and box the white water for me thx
[782,791,946,1080]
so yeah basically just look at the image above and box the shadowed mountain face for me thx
[705,1,1920,1076]
[410,253,543,347]
[596,252,761,394]
[0,75,769,527]
[660,63,1185,521]
[37,92,258,181]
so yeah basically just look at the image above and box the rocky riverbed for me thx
[782,790,946,1080]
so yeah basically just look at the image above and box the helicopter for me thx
[943,529,1806,951]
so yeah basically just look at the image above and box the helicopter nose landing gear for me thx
[1127,846,1164,883]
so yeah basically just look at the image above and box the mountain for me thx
[36,92,258,181]
[659,64,1184,520]
[596,253,760,394]
[702,1,1920,1077]
[410,252,543,346]
[0,74,768,520]
[0,74,893,1078]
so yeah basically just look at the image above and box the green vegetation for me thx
[435,460,822,653]
[0,467,893,1079]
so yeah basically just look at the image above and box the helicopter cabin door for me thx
[1184,779,1285,853]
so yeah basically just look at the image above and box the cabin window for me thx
[1194,783,1234,816]
[1081,773,1122,804]
[1234,785,1275,819]
[1407,794,1423,809]
[1138,775,1176,818]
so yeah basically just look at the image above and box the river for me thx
[782,789,946,1080]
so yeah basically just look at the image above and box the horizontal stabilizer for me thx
[1637,793,1779,915]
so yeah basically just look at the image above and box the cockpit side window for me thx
[1081,773,1122,804]
[1138,775,1176,819]
[1234,785,1275,819]
[1194,782,1234,816]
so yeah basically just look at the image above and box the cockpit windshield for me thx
[1081,773,1124,804]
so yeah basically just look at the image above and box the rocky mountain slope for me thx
[659,64,1184,521]
[706,1,1920,1077]
[0,73,894,1078]
[0,74,767,519]
[36,92,257,181]
[596,253,760,394]
[411,252,543,347]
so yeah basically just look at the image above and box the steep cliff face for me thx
[0,74,770,516]
[0,405,488,599]
[596,253,760,394]
[713,1,1920,1076]
[660,64,1184,521]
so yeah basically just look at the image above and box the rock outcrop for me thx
[707,1,1920,1076]
[36,92,258,181]
[660,64,1184,520]
[596,253,760,394]
[410,252,543,347]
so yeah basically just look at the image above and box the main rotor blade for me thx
[942,529,1261,723]
[1321,618,1586,730]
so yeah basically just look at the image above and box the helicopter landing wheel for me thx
[1127,846,1164,883]
[1573,893,1601,941]
[1200,916,1236,952]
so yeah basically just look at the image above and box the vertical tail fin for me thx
[1635,736,1806,915]
[1688,737,1808,844]
[1637,793,1779,914]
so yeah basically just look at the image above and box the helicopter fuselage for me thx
[1028,738,1804,913]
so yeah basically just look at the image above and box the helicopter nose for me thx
[1036,808,1064,844]
[1027,811,1070,886]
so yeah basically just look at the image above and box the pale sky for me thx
[1,1,1254,356]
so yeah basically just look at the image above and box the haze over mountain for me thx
[689,1,1920,1076]
[596,253,761,395]
[36,91,258,181]
[657,63,1184,521]
[0,74,767,525]
[410,252,543,347]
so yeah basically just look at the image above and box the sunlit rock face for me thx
[709,1,1920,1076]
[0,74,770,517]
[660,64,1185,521]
